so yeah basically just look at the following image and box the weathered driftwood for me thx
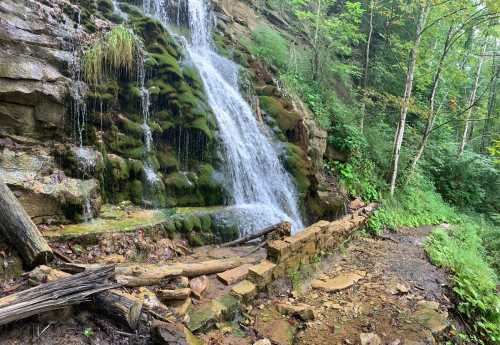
[0,177,53,267]
[115,266,183,287]
[61,258,242,283]
[0,266,115,326]
[28,266,152,331]
[178,258,241,277]
[221,222,291,247]
[156,288,191,301]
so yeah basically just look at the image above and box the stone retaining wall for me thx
[187,203,378,332]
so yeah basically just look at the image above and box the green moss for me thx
[259,96,301,132]
[119,116,144,137]
[156,151,178,172]
[130,180,143,204]
[164,172,194,191]
[214,224,239,243]
[107,154,129,181]
[189,117,213,139]
[188,233,205,246]
[200,214,212,232]
[282,143,311,195]
[182,215,194,233]
[128,159,144,178]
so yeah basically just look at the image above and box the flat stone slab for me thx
[217,264,252,285]
[231,280,257,300]
[311,272,364,292]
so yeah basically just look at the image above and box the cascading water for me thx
[70,19,94,222]
[145,0,304,233]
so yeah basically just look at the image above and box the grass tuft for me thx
[82,25,143,84]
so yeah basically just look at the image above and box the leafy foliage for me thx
[425,222,500,344]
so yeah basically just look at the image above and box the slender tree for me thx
[360,0,375,131]
[389,1,431,196]
[458,41,487,156]
[408,24,455,176]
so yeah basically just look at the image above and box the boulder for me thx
[0,147,100,223]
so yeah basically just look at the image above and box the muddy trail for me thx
[204,226,457,345]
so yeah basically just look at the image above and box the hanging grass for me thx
[82,25,143,84]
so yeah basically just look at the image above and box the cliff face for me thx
[0,0,344,228]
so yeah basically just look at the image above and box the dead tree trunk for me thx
[0,177,53,267]
[28,265,152,331]
[221,222,291,247]
[0,266,115,326]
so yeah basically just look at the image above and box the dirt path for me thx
[292,226,454,345]
[204,226,457,345]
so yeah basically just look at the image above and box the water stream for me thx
[145,0,304,234]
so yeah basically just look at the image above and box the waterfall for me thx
[145,0,304,234]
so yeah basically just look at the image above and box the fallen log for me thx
[178,258,241,277]
[115,266,183,287]
[61,258,242,282]
[0,266,115,326]
[221,222,291,247]
[156,288,191,301]
[28,266,153,331]
[0,177,53,267]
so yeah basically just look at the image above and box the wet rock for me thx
[152,320,202,345]
[360,333,381,345]
[253,339,272,345]
[0,147,100,223]
[231,279,257,301]
[311,272,364,292]
[255,308,296,345]
[276,303,315,321]
[414,307,449,334]
[189,275,209,299]
[349,198,365,210]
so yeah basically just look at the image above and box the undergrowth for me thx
[425,221,500,344]
[367,174,459,234]
[82,25,143,84]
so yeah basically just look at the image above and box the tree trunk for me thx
[389,3,430,196]
[0,266,115,326]
[360,0,374,131]
[0,177,53,267]
[481,50,498,152]
[458,42,487,156]
[312,0,322,81]
[221,222,291,247]
[61,258,243,283]
[408,24,454,176]
[28,265,153,331]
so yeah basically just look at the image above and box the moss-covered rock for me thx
[281,143,311,195]
[260,96,301,133]
[130,179,144,204]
